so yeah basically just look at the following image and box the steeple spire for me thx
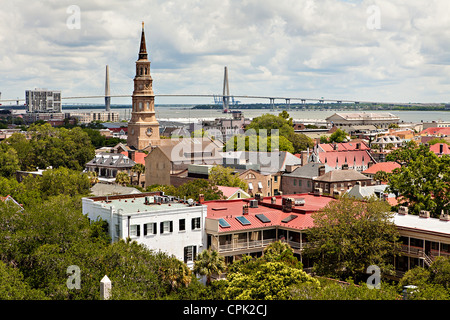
[139,21,148,60]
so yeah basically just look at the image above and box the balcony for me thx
[213,238,308,254]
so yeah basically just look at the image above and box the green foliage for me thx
[0,143,20,178]
[427,138,449,146]
[6,123,95,171]
[387,143,450,217]
[373,170,391,183]
[131,163,146,186]
[0,261,47,300]
[193,249,226,285]
[225,261,319,300]
[304,196,400,281]
[115,171,130,186]
[208,165,247,189]
[328,128,348,143]
[291,277,400,300]
[288,133,314,153]
[246,113,294,138]
[146,179,224,201]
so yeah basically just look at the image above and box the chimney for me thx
[282,197,294,212]
[255,193,263,204]
[300,150,309,165]
[128,150,136,161]
[243,204,249,215]
[398,206,408,215]
[318,165,326,176]
[440,210,450,221]
[419,210,430,219]
[199,194,204,204]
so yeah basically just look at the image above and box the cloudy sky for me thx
[1,0,450,105]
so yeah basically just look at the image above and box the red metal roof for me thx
[362,161,401,174]
[429,143,450,155]
[205,194,335,232]
[319,141,370,152]
[420,127,450,136]
[318,150,373,168]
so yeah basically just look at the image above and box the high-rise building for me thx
[127,22,160,150]
[25,88,62,113]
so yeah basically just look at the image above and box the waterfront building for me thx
[326,112,400,129]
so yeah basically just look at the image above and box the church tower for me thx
[127,22,160,150]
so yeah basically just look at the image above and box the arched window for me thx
[140,67,143,75]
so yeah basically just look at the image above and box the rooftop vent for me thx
[249,199,258,208]
[398,206,408,215]
[419,210,430,219]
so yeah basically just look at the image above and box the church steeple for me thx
[139,21,148,60]
[127,21,160,151]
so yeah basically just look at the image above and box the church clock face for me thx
[146,127,153,136]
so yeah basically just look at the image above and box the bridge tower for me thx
[105,65,111,111]
[223,66,230,113]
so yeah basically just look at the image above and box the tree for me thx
[288,133,314,153]
[246,113,294,138]
[225,261,319,300]
[328,128,348,143]
[387,148,450,217]
[373,170,391,183]
[0,144,20,178]
[304,196,400,282]
[208,165,247,189]
[193,249,226,285]
[115,171,130,186]
[262,241,302,269]
[176,179,223,202]
[131,163,146,187]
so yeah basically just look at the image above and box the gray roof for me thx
[86,152,135,168]
[314,169,372,182]
[283,162,333,179]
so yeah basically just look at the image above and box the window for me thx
[298,180,302,187]
[191,217,201,230]
[274,176,278,183]
[184,245,197,263]
[143,223,157,235]
[179,219,186,231]
[160,221,173,234]
[130,224,140,237]
[258,182,263,189]
[248,182,253,190]
[293,179,297,186]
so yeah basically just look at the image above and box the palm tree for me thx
[115,171,130,186]
[131,163,145,187]
[86,171,98,186]
[193,248,226,285]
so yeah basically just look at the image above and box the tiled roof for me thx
[205,194,335,232]
[362,162,401,174]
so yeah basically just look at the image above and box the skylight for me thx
[255,214,271,223]
[235,216,251,226]
[281,215,298,223]
[218,218,231,228]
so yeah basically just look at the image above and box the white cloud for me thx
[0,0,450,105]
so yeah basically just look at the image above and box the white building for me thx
[326,112,400,129]
[25,88,62,113]
[82,192,207,268]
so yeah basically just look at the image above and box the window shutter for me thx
[193,246,197,261]
[191,218,194,230]
[160,222,164,234]
[170,221,173,233]
[136,225,140,237]
[143,224,147,236]
[184,247,188,263]
[153,223,157,234]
